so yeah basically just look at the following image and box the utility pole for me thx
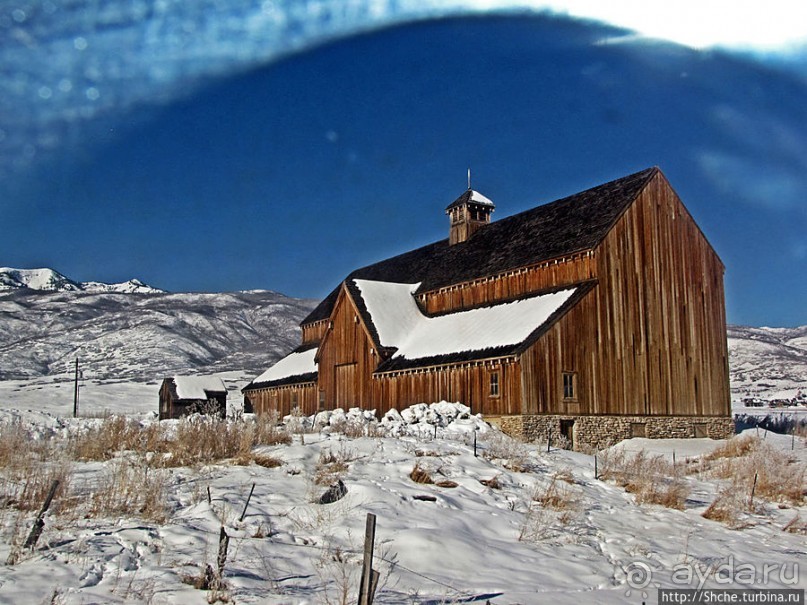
[73,358,79,418]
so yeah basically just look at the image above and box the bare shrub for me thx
[481,431,530,472]
[600,449,689,510]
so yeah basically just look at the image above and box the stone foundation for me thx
[500,414,735,451]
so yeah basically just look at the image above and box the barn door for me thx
[335,363,357,408]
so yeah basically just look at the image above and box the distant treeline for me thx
[735,413,807,435]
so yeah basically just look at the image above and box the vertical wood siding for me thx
[244,383,318,417]
[302,320,328,345]
[373,359,521,416]
[519,172,730,417]
[417,253,594,315]
[315,286,379,411]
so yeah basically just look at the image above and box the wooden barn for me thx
[159,376,228,420]
[243,167,732,449]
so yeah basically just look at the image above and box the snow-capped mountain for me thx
[0,287,317,381]
[0,267,163,294]
[727,324,807,401]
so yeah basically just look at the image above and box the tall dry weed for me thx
[600,449,689,509]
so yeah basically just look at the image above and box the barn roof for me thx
[445,189,495,211]
[170,376,227,400]
[244,343,319,390]
[352,278,593,372]
[303,166,657,325]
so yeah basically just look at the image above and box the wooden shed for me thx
[159,376,228,420]
[243,167,732,449]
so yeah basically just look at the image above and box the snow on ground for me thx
[0,371,251,418]
[0,391,803,604]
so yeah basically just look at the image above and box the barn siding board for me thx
[417,253,594,315]
[244,383,318,417]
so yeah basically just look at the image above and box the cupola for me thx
[445,189,495,245]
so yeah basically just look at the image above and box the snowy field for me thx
[0,380,804,604]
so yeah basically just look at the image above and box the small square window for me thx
[489,372,500,397]
[562,372,577,400]
[631,422,646,438]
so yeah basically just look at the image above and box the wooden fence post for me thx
[749,472,758,509]
[23,479,60,550]
[357,513,379,605]
[217,526,230,578]
[240,483,256,522]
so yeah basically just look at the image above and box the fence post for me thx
[217,526,230,578]
[23,479,60,550]
[358,513,378,605]
[240,483,256,522]
[749,472,758,509]
[594,454,598,480]
[473,431,478,458]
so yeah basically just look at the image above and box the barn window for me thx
[291,392,298,407]
[562,372,577,400]
[489,372,500,397]
[318,390,326,411]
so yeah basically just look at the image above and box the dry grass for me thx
[704,434,759,461]
[481,431,530,472]
[70,416,164,461]
[519,473,583,542]
[252,411,292,446]
[479,476,502,489]
[783,514,807,535]
[314,447,353,486]
[89,458,169,523]
[600,449,689,510]
[701,435,805,507]
[253,453,283,469]
[698,434,805,527]
[409,463,434,485]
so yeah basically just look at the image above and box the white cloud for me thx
[457,0,807,51]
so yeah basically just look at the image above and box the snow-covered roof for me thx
[251,347,318,386]
[354,279,576,365]
[468,190,494,206]
[173,376,227,399]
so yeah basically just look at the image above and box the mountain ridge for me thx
[0,267,164,294]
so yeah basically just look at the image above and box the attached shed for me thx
[159,376,228,420]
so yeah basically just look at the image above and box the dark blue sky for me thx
[2,12,806,326]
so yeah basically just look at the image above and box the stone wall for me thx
[500,414,735,451]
